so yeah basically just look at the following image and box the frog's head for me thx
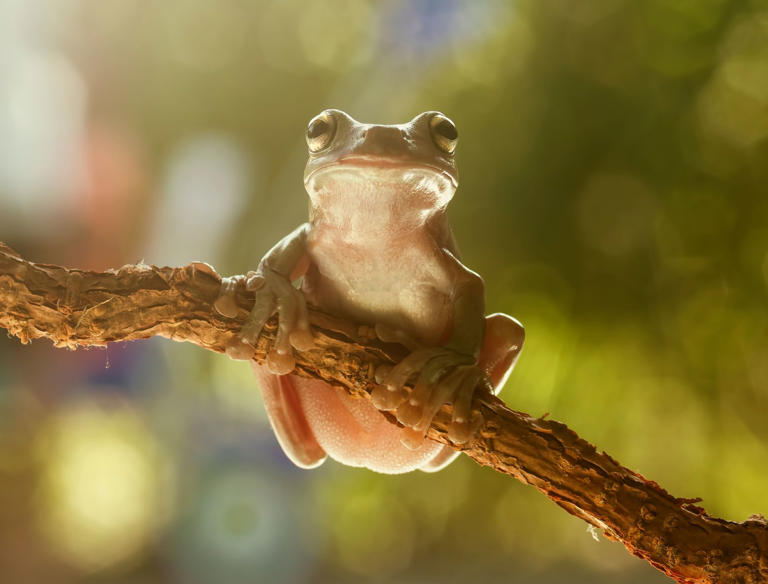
[303,110,459,215]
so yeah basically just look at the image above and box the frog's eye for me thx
[429,114,458,154]
[306,112,336,153]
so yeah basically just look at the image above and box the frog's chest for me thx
[304,228,454,343]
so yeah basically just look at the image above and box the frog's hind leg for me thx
[420,312,524,472]
[477,312,525,396]
[251,363,327,469]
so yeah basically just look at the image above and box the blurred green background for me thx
[1,0,767,582]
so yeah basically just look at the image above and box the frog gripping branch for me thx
[214,110,525,473]
[1,111,767,584]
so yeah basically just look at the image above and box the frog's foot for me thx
[214,274,247,318]
[370,324,423,411]
[214,275,254,360]
[214,269,314,372]
[372,346,486,448]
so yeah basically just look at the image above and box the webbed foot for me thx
[371,325,487,448]
[214,269,314,372]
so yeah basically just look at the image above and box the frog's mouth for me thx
[305,156,458,189]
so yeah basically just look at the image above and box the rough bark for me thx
[0,242,766,583]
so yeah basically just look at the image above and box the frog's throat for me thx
[305,165,456,214]
[307,176,453,236]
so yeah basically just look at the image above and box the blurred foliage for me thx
[0,0,767,582]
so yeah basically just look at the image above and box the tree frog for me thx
[215,110,524,474]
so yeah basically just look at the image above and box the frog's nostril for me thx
[362,126,403,144]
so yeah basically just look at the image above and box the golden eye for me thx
[306,111,336,153]
[429,113,458,154]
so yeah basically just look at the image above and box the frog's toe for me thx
[448,367,485,444]
[374,364,392,384]
[371,363,408,410]
[448,411,484,444]
[241,287,275,342]
[266,349,295,375]
[450,367,483,424]
[395,398,423,428]
[289,328,314,352]
[287,287,313,351]
[274,309,295,355]
[214,275,246,318]
[272,278,314,358]
[245,271,265,291]
[224,340,257,361]
[380,349,435,391]
[371,383,405,411]
[190,261,219,279]
[411,366,463,427]
[400,425,428,450]
[213,294,239,318]
[241,315,267,345]
[395,371,433,426]
[396,366,465,448]
[374,323,421,351]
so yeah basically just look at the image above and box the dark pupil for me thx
[308,119,329,139]
[436,120,457,140]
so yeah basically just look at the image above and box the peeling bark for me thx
[0,243,766,583]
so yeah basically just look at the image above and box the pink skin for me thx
[217,110,524,474]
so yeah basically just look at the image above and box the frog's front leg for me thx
[418,312,524,472]
[372,253,494,447]
[214,223,314,373]
[373,343,487,448]
[374,313,524,454]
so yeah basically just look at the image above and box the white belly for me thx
[304,228,454,344]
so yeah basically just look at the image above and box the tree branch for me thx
[0,242,766,584]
